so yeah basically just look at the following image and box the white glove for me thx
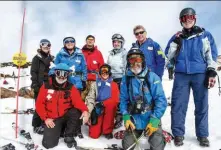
[49,62,55,69]
[70,65,75,72]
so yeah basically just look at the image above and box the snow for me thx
[1,66,221,150]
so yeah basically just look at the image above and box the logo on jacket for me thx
[147,47,153,50]
[46,94,52,101]
[93,60,97,64]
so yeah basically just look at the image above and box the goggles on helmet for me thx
[40,42,51,48]
[180,15,196,23]
[55,70,70,78]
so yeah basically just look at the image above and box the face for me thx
[129,55,143,75]
[113,40,122,49]
[181,15,196,29]
[64,38,75,50]
[41,46,50,53]
[134,29,146,42]
[101,72,109,80]
[86,38,95,47]
[55,70,69,84]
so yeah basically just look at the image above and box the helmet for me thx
[99,64,112,76]
[179,8,196,19]
[126,47,146,68]
[54,63,72,72]
[63,37,75,46]
[112,34,125,47]
[40,39,51,47]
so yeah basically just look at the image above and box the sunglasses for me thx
[55,70,70,78]
[135,31,145,36]
[180,15,196,23]
[101,71,109,75]
[64,38,75,44]
[40,42,51,48]
[128,57,143,64]
[100,67,109,75]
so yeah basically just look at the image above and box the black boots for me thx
[197,137,210,147]
[64,137,77,148]
[174,136,184,146]
[104,133,113,140]
[33,125,44,135]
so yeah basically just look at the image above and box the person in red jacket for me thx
[85,64,119,139]
[36,63,89,149]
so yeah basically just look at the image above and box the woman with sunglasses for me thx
[31,39,54,135]
[107,33,127,129]
[132,25,165,80]
[85,64,119,139]
[165,8,218,147]
[36,63,89,149]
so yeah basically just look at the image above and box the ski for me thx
[0,143,15,150]
[75,144,123,150]
[1,108,34,115]
[0,136,38,150]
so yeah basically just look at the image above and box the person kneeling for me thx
[120,47,167,150]
[85,64,119,139]
[36,63,89,149]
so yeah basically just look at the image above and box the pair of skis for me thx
[0,143,15,150]
[75,144,123,150]
[0,107,34,115]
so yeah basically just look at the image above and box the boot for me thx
[64,137,77,148]
[174,136,184,146]
[104,133,113,140]
[197,137,210,147]
[33,125,44,135]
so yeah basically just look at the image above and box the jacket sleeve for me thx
[122,50,128,74]
[54,53,61,65]
[165,35,176,57]
[30,56,39,89]
[81,54,88,81]
[119,76,130,115]
[148,72,167,120]
[85,82,96,114]
[205,31,218,62]
[153,42,165,79]
[71,86,88,112]
[35,84,47,121]
[98,51,105,68]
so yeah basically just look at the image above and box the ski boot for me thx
[1,143,15,150]
[114,114,123,129]
[33,125,44,135]
[64,137,77,148]
[104,133,113,140]
[75,130,84,139]
[174,136,184,146]
[197,137,210,147]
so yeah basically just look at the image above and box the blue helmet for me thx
[54,63,72,72]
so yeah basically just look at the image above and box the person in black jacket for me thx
[30,39,54,134]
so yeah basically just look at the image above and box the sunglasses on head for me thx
[128,57,143,64]
[135,31,145,36]
[64,38,75,44]
[180,15,196,23]
[55,70,70,78]
[40,42,51,48]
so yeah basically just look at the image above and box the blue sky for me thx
[0,1,220,62]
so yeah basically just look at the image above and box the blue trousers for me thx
[171,73,208,137]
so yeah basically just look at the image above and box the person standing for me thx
[165,8,218,147]
[30,39,54,134]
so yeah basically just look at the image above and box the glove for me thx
[204,67,217,88]
[123,115,135,130]
[32,84,40,93]
[95,102,104,116]
[82,81,86,91]
[146,117,160,136]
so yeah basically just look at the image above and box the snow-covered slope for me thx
[0,66,221,150]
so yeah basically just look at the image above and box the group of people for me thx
[30,7,220,150]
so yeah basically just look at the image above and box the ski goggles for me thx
[128,56,143,64]
[112,34,123,40]
[180,15,196,23]
[100,67,109,75]
[64,38,75,44]
[40,42,51,48]
[55,70,70,78]
[134,31,145,36]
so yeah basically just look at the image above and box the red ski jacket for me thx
[36,77,88,121]
[82,45,104,81]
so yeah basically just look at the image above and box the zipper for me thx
[57,91,60,117]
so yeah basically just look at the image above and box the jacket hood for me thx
[82,45,99,53]
[59,47,82,56]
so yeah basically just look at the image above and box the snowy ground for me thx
[0,66,221,150]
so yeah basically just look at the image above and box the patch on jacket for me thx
[147,47,153,50]
[48,89,54,94]
[93,60,97,64]
[46,94,52,101]
[76,59,81,63]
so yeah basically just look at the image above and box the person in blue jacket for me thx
[165,8,218,147]
[120,47,167,150]
[50,36,87,138]
[131,25,165,80]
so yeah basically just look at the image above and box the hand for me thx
[123,115,135,130]
[208,77,216,88]
[45,118,55,128]
[95,102,104,109]
[82,81,87,91]
[145,117,160,136]
[95,102,104,116]
[204,67,217,88]
[80,111,89,124]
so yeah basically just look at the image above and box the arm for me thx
[119,76,130,115]
[35,84,47,120]
[30,57,39,90]
[205,31,218,61]
[54,53,61,65]
[149,72,167,119]
[122,50,128,74]
[85,82,96,114]
[81,54,88,81]
[98,51,105,68]
[71,87,88,112]
[153,42,165,79]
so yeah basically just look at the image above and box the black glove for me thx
[204,67,217,88]
[91,108,98,125]
[95,102,104,116]
[81,81,86,91]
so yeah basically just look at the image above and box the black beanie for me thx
[86,35,95,41]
